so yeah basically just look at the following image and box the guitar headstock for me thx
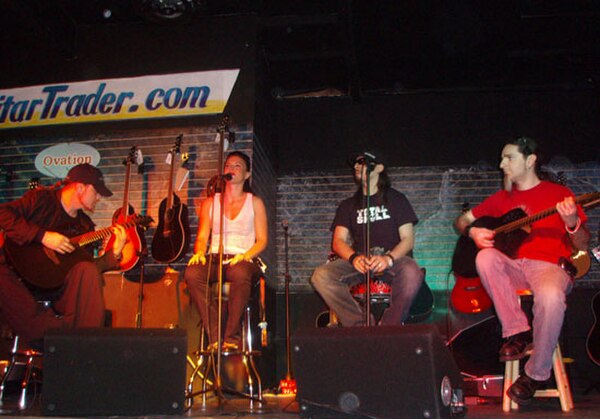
[174,134,183,154]
[28,177,40,190]
[124,146,143,166]
[217,115,230,134]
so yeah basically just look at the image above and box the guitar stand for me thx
[134,255,146,328]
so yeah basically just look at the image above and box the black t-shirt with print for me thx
[331,188,418,253]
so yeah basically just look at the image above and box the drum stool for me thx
[502,290,574,412]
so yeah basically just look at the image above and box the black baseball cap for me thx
[65,163,113,197]
[348,149,387,167]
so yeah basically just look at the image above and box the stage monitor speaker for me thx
[292,324,464,418]
[42,328,187,416]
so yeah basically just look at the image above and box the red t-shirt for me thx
[472,181,587,264]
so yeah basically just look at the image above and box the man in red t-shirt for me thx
[454,137,590,405]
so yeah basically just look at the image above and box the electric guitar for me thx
[103,146,147,271]
[451,192,600,314]
[151,135,191,263]
[4,215,153,290]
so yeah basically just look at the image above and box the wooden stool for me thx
[502,290,574,412]
[503,343,574,412]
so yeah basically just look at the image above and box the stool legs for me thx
[190,306,264,407]
[0,336,42,410]
[502,344,573,412]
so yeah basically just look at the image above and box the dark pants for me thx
[184,257,260,344]
[0,260,105,345]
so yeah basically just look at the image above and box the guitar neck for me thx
[495,206,559,234]
[495,192,600,235]
[121,162,132,215]
[166,150,176,210]
[71,218,139,247]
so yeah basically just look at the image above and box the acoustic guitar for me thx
[587,291,600,366]
[451,192,600,314]
[151,135,191,263]
[4,215,153,290]
[103,146,147,271]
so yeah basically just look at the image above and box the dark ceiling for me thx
[1,0,600,97]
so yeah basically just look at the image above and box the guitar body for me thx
[586,291,600,366]
[450,274,493,314]
[4,215,152,290]
[452,209,529,278]
[151,193,190,263]
[4,239,93,289]
[105,205,146,271]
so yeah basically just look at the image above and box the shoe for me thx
[222,341,239,352]
[499,330,533,361]
[206,341,219,352]
[507,373,545,405]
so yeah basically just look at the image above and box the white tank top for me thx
[210,193,256,254]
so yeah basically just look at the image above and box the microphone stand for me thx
[279,220,296,393]
[201,116,263,408]
[213,118,230,404]
[364,161,372,326]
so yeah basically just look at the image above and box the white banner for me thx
[0,69,239,129]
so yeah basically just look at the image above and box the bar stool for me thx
[0,336,43,410]
[502,290,574,412]
[187,276,267,407]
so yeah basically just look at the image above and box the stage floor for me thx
[2,388,600,418]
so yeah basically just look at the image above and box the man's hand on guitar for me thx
[469,226,496,249]
[111,225,127,259]
[42,231,75,254]
[556,196,579,229]
[188,253,206,266]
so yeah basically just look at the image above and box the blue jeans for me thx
[310,256,423,327]
[476,248,572,381]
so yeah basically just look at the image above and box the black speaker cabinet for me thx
[42,328,187,416]
[292,324,463,418]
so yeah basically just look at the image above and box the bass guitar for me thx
[451,192,600,314]
[103,146,147,271]
[4,215,153,290]
[151,135,191,263]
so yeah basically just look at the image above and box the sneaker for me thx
[499,330,533,361]
[507,373,546,405]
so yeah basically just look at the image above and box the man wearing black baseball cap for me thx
[311,149,424,327]
[0,163,126,348]
[65,163,113,197]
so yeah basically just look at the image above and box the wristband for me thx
[565,217,581,234]
[464,225,473,238]
[385,253,394,267]
[348,252,359,265]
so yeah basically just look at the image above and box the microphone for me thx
[282,219,289,230]
[222,173,233,181]
[362,152,377,170]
